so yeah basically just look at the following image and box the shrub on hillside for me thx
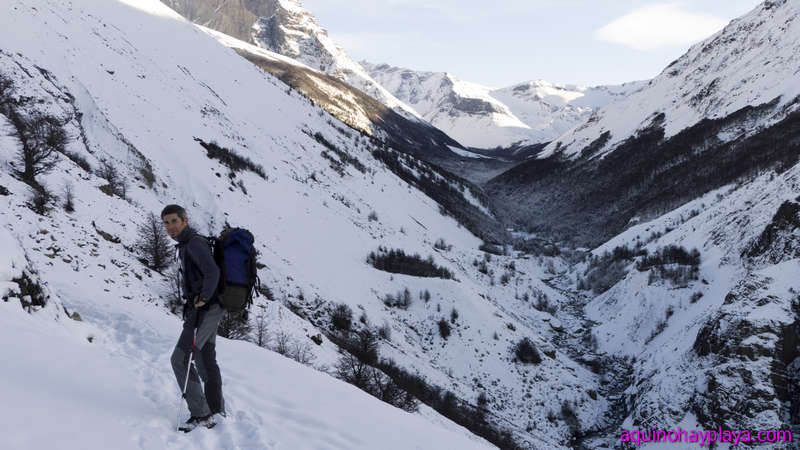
[637,245,701,287]
[195,138,266,179]
[96,159,126,198]
[577,244,646,294]
[331,303,353,331]
[512,337,542,364]
[367,246,453,279]
[384,287,413,309]
[636,245,700,271]
[437,318,451,339]
[28,184,53,215]
[217,310,251,340]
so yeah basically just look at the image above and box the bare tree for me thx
[15,115,67,184]
[162,264,182,315]
[217,310,251,340]
[348,328,379,365]
[377,320,392,341]
[290,339,316,365]
[2,75,66,187]
[335,351,373,390]
[272,329,292,355]
[370,368,418,412]
[63,182,74,213]
[333,329,416,412]
[252,311,269,347]
[264,328,317,365]
[135,212,173,272]
[0,73,15,111]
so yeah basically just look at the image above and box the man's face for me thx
[162,213,188,239]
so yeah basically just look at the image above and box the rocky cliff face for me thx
[692,272,798,438]
[162,0,260,42]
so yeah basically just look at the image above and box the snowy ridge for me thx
[159,0,425,122]
[164,1,467,163]
[363,62,645,150]
[247,0,424,122]
[200,25,376,133]
[0,0,608,448]
[363,62,533,149]
[541,0,800,160]
[491,80,646,154]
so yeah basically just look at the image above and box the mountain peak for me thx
[252,0,331,61]
[542,0,800,160]
[364,61,644,149]
[274,0,305,13]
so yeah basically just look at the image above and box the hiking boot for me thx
[178,414,216,432]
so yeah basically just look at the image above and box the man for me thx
[162,204,225,431]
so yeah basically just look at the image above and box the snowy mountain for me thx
[6,0,797,449]
[363,62,645,150]
[491,80,646,151]
[0,0,611,448]
[487,0,800,247]
[161,0,424,122]
[539,0,800,161]
[199,26,466,164]
[161,0,479,167]
[482,1,800,445]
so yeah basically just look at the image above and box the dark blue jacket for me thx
[176,226,220,306]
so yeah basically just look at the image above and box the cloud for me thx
[595,3,728,51]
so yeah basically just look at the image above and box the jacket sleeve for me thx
[186,237,220,300]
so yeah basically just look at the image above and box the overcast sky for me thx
[299,0,763,88]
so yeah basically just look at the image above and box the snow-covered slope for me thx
[570,164,800,447]
[481,1,800,442]
[541,0,800,160]
[363,62,645,150]
[0,216,493,450]
[0,0,607,448]
[161,0,424,122]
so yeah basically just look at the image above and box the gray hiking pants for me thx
[171,303,225,417]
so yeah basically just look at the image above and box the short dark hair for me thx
[161,204,187,220]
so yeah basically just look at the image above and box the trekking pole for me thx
[175,325,198,431]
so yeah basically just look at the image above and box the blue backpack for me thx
[209,228,260,311]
